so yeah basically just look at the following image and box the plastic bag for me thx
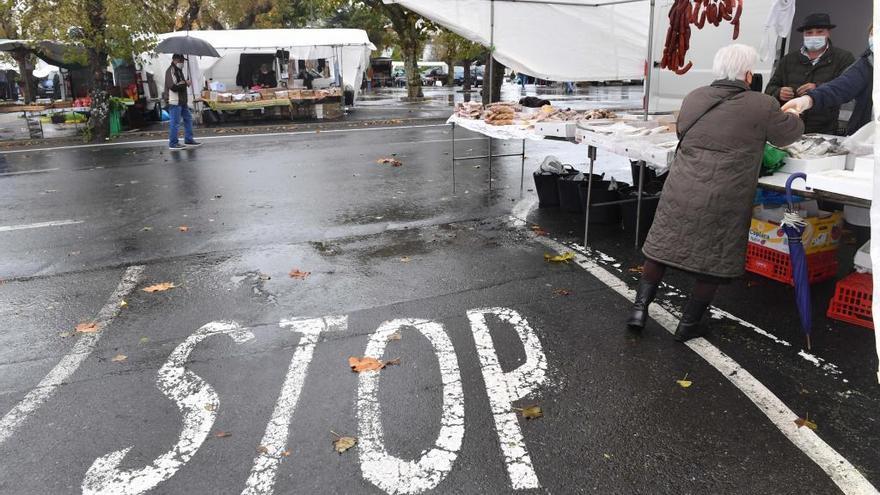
[762,144,788,174]
[842,121,874,156]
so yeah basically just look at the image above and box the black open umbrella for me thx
[155,35,220,58]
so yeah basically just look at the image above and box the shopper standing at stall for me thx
[765,13,854,134]
[164,54,201,151]
[627,44,804,342]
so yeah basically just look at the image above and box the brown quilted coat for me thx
[642,79,804,278]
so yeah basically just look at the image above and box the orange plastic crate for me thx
[745,242,838,286]
[827,272,874,330]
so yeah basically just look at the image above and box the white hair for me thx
[712,44,758,81]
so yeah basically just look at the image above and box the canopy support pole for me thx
[643,0,655,121]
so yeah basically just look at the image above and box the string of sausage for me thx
[660,0,743,75]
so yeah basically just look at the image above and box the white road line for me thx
[242,316,347,495]
[358,319,465,494]
[467,308,546,490]
[82,321,256,495]
[0,168,60,176]
[0,123,449,154]
[0,219,84,232]
[0,265,143,445]
[509,198,878,495]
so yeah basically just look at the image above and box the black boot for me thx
[674,299,711,342]
[626,280,659,330]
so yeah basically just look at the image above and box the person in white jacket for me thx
[164,54,202,151]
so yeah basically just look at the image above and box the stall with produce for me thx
[389,0,880,382]
[142,29,374,123]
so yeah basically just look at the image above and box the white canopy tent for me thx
[386,0,651,82]
[142,28,376,101]
[391,0,880,383]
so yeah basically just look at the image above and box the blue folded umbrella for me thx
[781,173,812,350]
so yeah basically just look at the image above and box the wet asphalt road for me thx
[0,124,878,494]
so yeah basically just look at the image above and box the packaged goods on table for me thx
[454,101,483,119]
[777,134,847,174]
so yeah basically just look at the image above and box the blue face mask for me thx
[803,36,827,51]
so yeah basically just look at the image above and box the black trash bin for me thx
[579,179,625,224]
[558,173,601,213]
[620,187,660,245]
[534,169,577,208]
[630,161,667,194]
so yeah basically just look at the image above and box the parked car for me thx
[453,66,483,87]
[421,66,448,86]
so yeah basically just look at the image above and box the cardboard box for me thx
[749,206,842,255]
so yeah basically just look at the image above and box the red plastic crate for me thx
[745,242,838,286]
[827,272,874,330]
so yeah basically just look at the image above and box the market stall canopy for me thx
[0,39,87,69]
[143,29,376,98]
[384,0,650,81]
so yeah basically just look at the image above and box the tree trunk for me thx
[87,51,110,142]
[12,51,34,104]
[462,60,472,92]
[482,55,504,104]
[445,56,454,86]
[403,41,423,99]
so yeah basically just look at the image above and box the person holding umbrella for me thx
[164,54,201,151]
[626,44,804,342]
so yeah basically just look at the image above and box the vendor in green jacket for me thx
[765,13,855,134]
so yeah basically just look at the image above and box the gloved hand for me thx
[781,95,813,114]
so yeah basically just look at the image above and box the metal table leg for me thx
[520,139,526,193]
[451,122,456,194]
[583,145,597,247]
[487,136,493,191]
[635,160,646,249]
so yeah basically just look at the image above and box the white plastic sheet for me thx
[386,0,650,82]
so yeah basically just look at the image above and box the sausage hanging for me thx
[660,0,744,75]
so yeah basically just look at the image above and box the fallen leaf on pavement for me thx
[178,225,189,232]
[59,331,73,338]
[141,226,153,232]
[349,356,385,372]
[530,225,548,236]
[331,432,357,454]
[111,354,127,363]
[628,265,644,274]
[204,403,216,412]
[676,373,692,388]
[75,322,100,334]
[139,337,150,344]
[377,157,403,167]
[281,450,291,457]
[143,282,176,293]
[289,269,311,279]
[400,256,411,263]
[544,252,574,263]
[795,414,818,430]
[388,332,402,341]
[518,405,543,420]
[214,431,232,438]
[257,445,269,454]
[553,288,572,297]
[119,300,128,308]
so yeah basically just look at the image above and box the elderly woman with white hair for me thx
[627,44,804,342]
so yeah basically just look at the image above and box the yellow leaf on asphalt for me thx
[178,225,189,232]
[139,337,150,344]
[119,300,128,308]
[214,431,232,438]
[795,416,818,430]
[544,252,574,263]
[281,450,291,457]
[142,282,176,293]
[676,373,692,388]
[520,405,543,420]
[111,354,127,363]
[333,436,357,454]
[289,269,311,279]
[75,322,99,334]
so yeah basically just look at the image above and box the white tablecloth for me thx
[447,114,547,141]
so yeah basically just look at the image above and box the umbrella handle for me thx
[785,172,807,210]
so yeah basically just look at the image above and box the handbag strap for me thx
[675,89,746,153]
